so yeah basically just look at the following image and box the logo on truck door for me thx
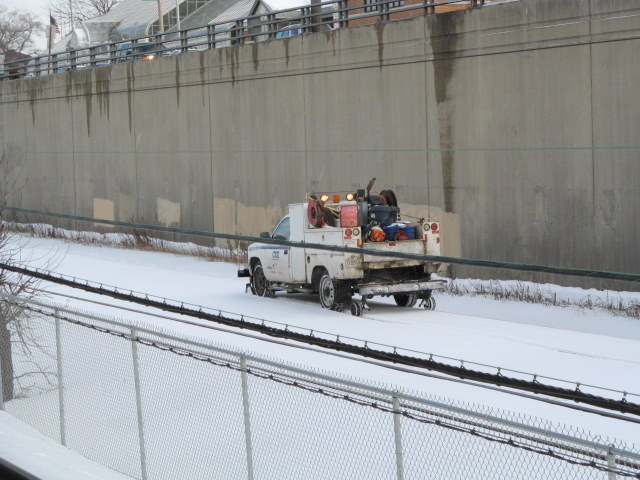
[272,250,280,259]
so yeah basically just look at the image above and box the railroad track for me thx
[2,260,640,418]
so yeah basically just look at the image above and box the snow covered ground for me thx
[2,233,640,477]
[0,412,132,480]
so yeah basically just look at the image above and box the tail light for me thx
[431,223,438,231]
[344,228,352,237]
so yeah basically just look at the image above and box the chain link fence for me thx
[1,293,639,480]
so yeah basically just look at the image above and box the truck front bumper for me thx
[356,280,446,296]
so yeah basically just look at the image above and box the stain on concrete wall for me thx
[93,197,114,227]
[214,198,287,236]
[157,197,181,226]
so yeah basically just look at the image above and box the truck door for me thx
[268,216,293,283]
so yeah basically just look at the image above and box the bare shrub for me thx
[0,150,57,402]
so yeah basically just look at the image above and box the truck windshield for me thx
[272,217,290,240]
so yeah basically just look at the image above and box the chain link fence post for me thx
[240,356,255,480]
[607,446,617,480]
[392,393,405,480]
[131,328,149,480]
[55,311,66,446]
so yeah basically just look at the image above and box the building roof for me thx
[86,0,178,37]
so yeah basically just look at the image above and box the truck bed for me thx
[361,239,426,267]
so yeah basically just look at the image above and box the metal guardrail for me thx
[1,292,639,480]
[2,204,640,283]
[0,0,486,79]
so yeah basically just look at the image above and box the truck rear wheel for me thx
[393,292,418,308]
[318,274,349,311]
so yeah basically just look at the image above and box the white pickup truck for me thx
[238,190,445,316]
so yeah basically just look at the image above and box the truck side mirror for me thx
[259,232,270,238]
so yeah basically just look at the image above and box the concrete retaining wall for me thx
[1,0,639,290]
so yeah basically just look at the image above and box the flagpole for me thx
[157,0,164,33]
[69,0,74,33]
[48,12,53,75]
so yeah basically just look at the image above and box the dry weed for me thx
[444,280,640,318]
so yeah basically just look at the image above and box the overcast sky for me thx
[4,0,51,52]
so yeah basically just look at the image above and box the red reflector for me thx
[345,228,352,237]
[431,223,438,231]
[437,237,440,243]
[389,242,395,246]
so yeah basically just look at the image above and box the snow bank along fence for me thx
[0,0,489,79]
[1,293,639,480]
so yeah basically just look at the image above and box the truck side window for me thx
[272,217,290,241]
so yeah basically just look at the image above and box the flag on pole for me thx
[50,15,60,34]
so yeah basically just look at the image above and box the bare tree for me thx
[0,6,43,55]
[48,0,120,29]
[0,150,56,403]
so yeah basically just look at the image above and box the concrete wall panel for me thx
[3,0,639,289]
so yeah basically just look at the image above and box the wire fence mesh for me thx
[1,293,639,480]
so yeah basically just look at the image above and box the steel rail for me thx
[3,290,640,474]
[16,282,640,425]
[2,261,639,417]
[7,262,639,402]
[2,205,640,283]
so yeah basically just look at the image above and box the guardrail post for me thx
[267,14,276,39]
[338,0,348,29]
[382,0,390,22]
[69,50,77,71]
[109,44,117,64]
[131,39,138,63]
[89,46,97,68]
[234,20,244,45]
[207,25,215,49]
[240,356,255,480]
[130,328,149,480]
[180,30,188,52]
[607,447,617,480]
[425,0,435,15]
[392,394,405,480]
[55,311,67,446]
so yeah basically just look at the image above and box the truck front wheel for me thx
[318,274,349,311]
[251,264,273,298]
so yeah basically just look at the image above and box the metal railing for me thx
[0,0,487,80]
[0,292,639,479]
[2,204,640,284]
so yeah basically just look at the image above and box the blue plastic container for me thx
[399,225,416,240]
[383,225,398,241]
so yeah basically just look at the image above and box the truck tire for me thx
[393,292,418,308]
[318,274,349,311]
[251,263,271,297]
